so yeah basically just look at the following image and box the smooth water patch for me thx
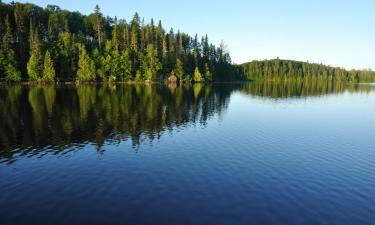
[1,83,375,225]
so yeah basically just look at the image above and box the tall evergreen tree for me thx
[143,44,161,81]
[77,44,96,81]
[112,17,120,50]
[27,28,43,81]
[0,15,22,81]
[193,67,203,82]
[174,59,184,81]
[42,50,56,81]
[93,5,104,49]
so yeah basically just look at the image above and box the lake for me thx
[1,81,375,225]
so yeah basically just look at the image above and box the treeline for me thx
[241,59,375,82]
[0,2,241,83]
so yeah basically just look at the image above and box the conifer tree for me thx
[205,63,212,82]
[93,5,104,49]
[143,44,161,81]
[193,67,203,82]
[112,17,120,50]
[77,45,96,81]
[0,15,21,81]
[42,50,56,82]
[27,28,43,81]
[174,59,184,81]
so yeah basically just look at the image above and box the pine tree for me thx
[130,13,140,51]
[42,50,56,82]
[57,32,75,80]
[112,17,120,50]
[193,67,203,82]
[174,59,184,81]
[121,21,130,49]
[168,28,175,56]
[93,5,103,49]
[0,15,21,81]
[119,50,132,81]
[77,45,96,81]
[27,29,43,81]
[143,44,161,81]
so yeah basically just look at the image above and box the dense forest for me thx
[0,1,241,83]
[1,2,374,84]
[241,59,375,82]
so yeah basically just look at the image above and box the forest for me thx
[1,1,374,83]
[241,59,375,82]
[0,1,241,83]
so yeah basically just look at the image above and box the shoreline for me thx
[0,80,251,86]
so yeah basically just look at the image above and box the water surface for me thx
[1,82,375,225]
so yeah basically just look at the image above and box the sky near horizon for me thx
[5,0,375,70]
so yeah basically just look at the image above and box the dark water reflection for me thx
[0,84,232,162]
[1,81,375,225]
[0,81,374,163]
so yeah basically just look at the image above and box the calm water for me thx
[1,82,375,225]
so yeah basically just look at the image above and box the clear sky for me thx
[6,0,375,70]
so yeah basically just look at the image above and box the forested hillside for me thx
[0,2,241,82]
[241,59,375,82]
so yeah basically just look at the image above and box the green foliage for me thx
[205,63,212,82]
[174,59,184,81]
[1,49,21,82]
[241,59,375,83]
[5,64,22,81]
[27,53,43,81]
[77,45,96,81]
[42,50,56,82]
[27,29,43,81]
[142,44,161,81]
[135,70,142,82]
[0,1,240,82]
[57,32,76,80]
[184,74,192,83]
[193,67,203,82]
[0,15,21,81]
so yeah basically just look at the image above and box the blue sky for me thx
[6,0,375,70]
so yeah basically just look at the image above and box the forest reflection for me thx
[240,78,375,99]
[0,84,232,163]
[0,80,374,163]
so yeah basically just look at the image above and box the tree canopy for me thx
[0,1,238,82]
[241,59,375,82]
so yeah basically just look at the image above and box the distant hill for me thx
[240,59,375,82]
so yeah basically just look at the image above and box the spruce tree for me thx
[143,44,161,81]
[42,50,56,82]
[93,5,103,49]
[193,67,203,82]
[112,17,120,50]
[77,45,96,81]
[174,59,184,81]
[27,28,43,81]
[0,15,21,81]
